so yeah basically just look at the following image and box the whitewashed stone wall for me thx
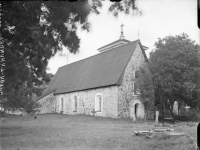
[38,43,154,119]
[38,93,59,114]
[118,44,147,118]
[55,86,118,118]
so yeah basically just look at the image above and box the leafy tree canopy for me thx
[149,33,200,116]
[138,67,155,110]
[1,1,139,110]
[137,66,155,120]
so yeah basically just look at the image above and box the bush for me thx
[174,109,200,122]
[24,99,41,114]
[158,110,173,121]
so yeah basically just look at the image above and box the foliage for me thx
[1,1,138,110]
[149,33,200,118]
[24,97,41,114]
[1,72,53,111]
[174,109,200,122]
[43,73,54,84]
[109,0,141,16]
[32,73,54,97]
[137,66,155,113]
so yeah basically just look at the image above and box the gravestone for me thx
[155,111,159,125]
[173,101,178,114]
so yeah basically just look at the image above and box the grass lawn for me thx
[0,114,198,150]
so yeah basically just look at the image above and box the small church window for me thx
[61,97,64,111]
[135,70,140,79]
[99,97,102,111]
[75,99,77,111]
[95,93,103,112]
[74,95,78,112]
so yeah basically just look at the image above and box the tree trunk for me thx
[160,94,165,124]
[144,102,147,122]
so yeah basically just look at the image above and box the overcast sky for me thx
[47,0,199,74]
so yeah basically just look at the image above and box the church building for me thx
[37,25,153,119]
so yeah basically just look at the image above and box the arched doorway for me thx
[129,100,145,119]
[134,103,139,118]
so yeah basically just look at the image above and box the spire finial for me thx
[120,23,125,40]
[138,30,140,39]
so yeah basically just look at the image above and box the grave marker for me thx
[155,111,159,125]
[173,101,178,114]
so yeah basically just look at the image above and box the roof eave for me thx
[138,40,148,62]
[54,84,120,95]
[36,89,56,101]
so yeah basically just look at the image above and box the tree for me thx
[149,33,200,118]
[137,66,155,121]
[33,73,54,97]
[1,1,140,110]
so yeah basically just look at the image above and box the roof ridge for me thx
[97,39,131,50]
[58,39,139,70]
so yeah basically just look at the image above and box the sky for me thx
[47,0,199,74]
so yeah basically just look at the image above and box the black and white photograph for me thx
[0,0,200,150]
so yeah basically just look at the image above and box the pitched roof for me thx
[97,39,130,50]
[39,39,147,99]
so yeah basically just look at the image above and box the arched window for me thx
[74,95,78,112]
[135,70,140,79]
[95,93,103,112]
[61,97,64,111]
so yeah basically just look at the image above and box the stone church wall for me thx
[38,43,154,119]
[55,86,118,118]
[118,44,147,118]
[38,93,59,114]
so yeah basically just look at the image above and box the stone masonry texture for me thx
[118,44,147,118]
